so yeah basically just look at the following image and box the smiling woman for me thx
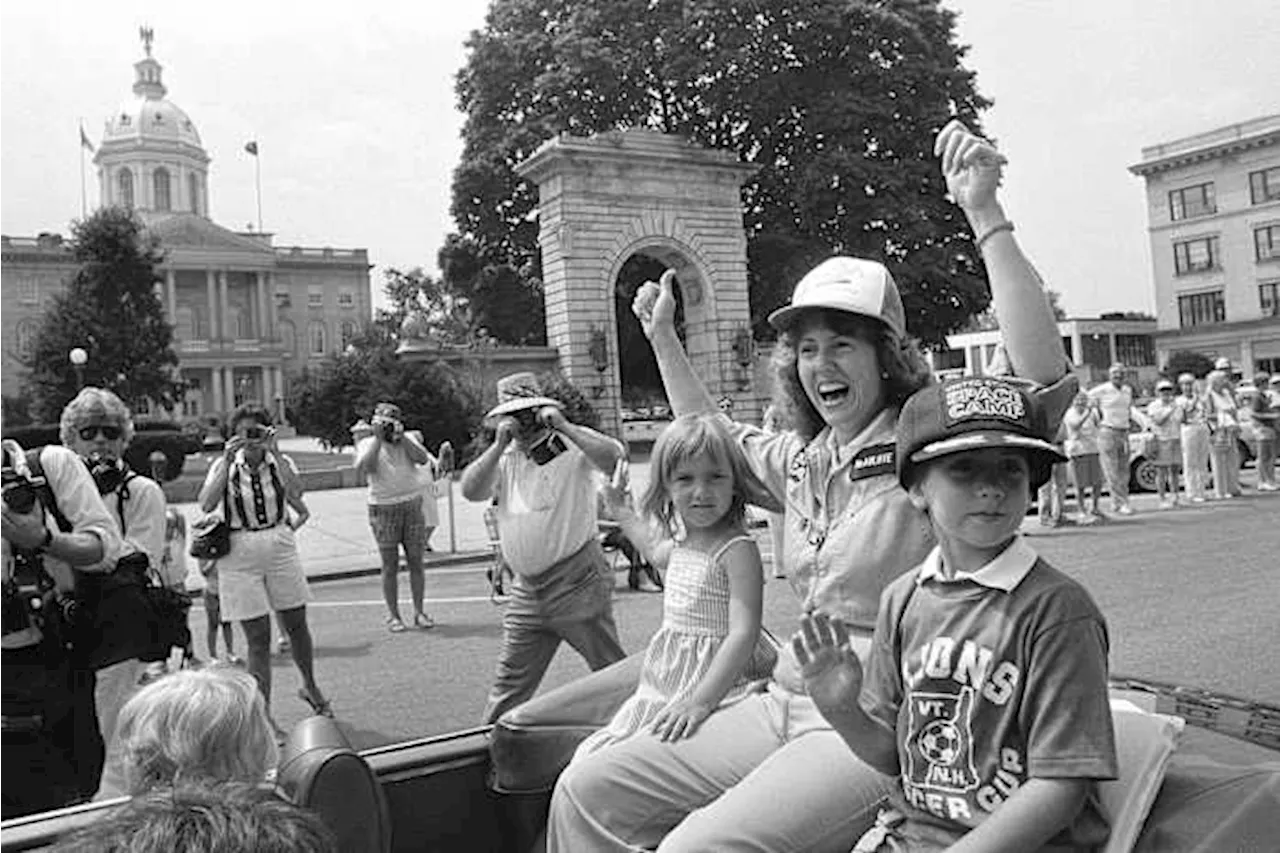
[546,119,1078,853]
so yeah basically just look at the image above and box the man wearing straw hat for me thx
[461,372,627,723]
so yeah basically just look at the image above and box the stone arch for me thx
[516,129,759,437]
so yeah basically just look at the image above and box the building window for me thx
[191,307,207,340]
[1173,236,1220,276]
[15,320,37,358]
[307,286,324,307]
[275,289,292,309]
[1250,167,1280,205]
[1168,182,1215,221]
[338,289,355,308]
[117,169,134,208]
[153,168,171,211]
[339,321,358,349]
[308,321,327,355]
[17,277,38,305]
[1255,225,1280,262]
[176,307,194,340]
[1061,336,1074,361]
[1177,291,1226,328]
[235,307,252,339]
[1114,334,1155,366]
[188,173,201,214]
[1261,282,1280,317]
[933,348,965,371]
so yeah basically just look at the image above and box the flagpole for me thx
[254,152,263,232]
[79,120,87,217]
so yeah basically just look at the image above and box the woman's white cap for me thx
[767,257,906,338]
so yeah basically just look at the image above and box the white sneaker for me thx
[1116,505,1135,516]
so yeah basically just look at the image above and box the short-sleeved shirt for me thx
[1176,393,1208,427]
[206,452,299,531]
[860,538,1118,851]
[1062,405,1100,457]
[109,473,167,571]
[358,437,423,505]
[1146,398,1183,441]
[1087,382,1135,429]
[493,443,599,577]
[726,372,1077,688]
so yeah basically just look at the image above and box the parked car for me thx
[1,419,201,482]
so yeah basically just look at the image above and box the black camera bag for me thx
[24,450,192,668]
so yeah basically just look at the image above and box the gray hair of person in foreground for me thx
[112,666,279,796]
[49,781,338,853]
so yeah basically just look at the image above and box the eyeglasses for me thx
[78,424,123,441]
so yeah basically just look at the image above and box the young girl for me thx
[574,413,778,756]
[1063,390,1105,523]
[1146,378,1185,507]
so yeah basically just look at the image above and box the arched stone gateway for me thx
[516,129,761,439]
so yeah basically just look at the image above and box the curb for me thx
[306,551,493,585]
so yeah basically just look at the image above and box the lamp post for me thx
[69,347,88,389]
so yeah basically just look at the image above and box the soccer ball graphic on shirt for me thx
[919,719,963,765]
[905,686,979,794]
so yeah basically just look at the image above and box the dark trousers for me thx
[481,540,626,725]
[2,645,104,819]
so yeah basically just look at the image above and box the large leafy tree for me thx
[21,207,183,421]
[453,0,993,346]
[287,322,484,452]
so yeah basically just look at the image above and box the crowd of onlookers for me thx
[1037,361,1278,528]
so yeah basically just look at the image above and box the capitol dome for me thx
[94,31,212,217]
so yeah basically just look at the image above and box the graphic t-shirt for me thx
[861,540,1117,851]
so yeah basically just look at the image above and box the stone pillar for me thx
[218,271,231,342]
[206,269,219,340]
[260,365,272,408]
[1108,334,1119,367]
[211,366,224,412]
[165,270,177,325]
[260,271,275,341]
[273,366,287,424]
[515,130,760,438]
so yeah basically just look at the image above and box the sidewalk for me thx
[174,456,659,583]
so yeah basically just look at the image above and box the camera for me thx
[379,420,399,442]
[84,452,126,495]
[526,433,567,466]
[244,424,274,442]
[511,409,541,438]
[2,466,43,514]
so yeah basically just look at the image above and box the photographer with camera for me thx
[198,403,330,726]
[55,388,175,790]
[3,433,122,818]
[354,403,437,632]
[461,372,627,724]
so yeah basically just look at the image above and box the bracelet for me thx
[974,220,1015,250]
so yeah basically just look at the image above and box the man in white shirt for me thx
[461,372,628,724]
[1086,363,1140,514]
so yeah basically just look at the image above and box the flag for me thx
[79,124,95,154]
[244,140,259,156]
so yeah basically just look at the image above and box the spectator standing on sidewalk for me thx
[1063,390,1105,524]
[761,405,788,577]
[461,372,627,724]
[198,403,330,724]
[1146,378,1185,507]
[1204,369,1242,498]
[1087,363,1141,515]
[354,404,435,633]
[1246,372,1277,490]
[1176,373,1211,503]
[1037,422,1071,527]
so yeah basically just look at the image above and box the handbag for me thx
[189,515,231,559]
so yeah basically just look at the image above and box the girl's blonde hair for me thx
[640,413,774,532]
[769,310,933,443]
[114,666,277,795]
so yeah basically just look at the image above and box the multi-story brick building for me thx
[1129,114,1280,377]
[1,35,371,421]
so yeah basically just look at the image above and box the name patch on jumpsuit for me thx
[849,442,896,481]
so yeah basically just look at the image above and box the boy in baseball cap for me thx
[792,376,1116,851]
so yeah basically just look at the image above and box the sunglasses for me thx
[78,424,123,441]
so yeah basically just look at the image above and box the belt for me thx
[1101,425,1129,431]
[230,522,282,533]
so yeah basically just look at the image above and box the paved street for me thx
[176,463,1280,752]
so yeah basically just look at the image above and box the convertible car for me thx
[2,654,1277,853]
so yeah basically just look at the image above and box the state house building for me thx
[1,37,371,421]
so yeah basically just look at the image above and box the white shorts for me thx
[215,526,311,622]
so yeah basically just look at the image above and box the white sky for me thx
[3,0,1278,319]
